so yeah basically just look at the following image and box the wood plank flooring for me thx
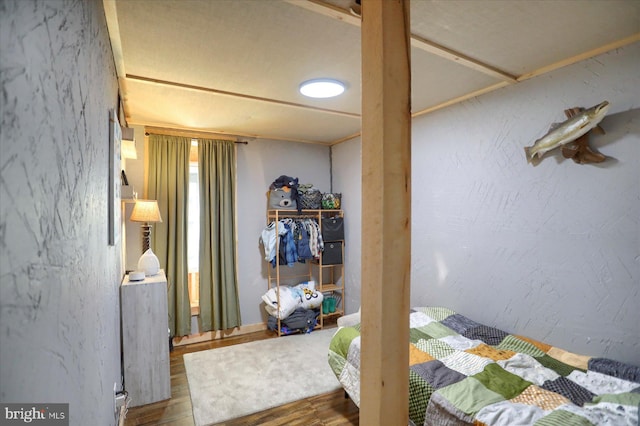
[124,328,359,425]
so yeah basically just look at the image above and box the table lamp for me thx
[130,200,162,275]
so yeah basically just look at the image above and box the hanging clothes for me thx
[304,218,324,258]
[276,221,297,267]
[296,223,313,261]
[260,218,325,267]
[260,221,288,263]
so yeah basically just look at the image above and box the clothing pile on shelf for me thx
[262,281,324,334]
[260,218,324,267]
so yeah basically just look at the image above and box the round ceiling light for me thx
[299,79,345,98]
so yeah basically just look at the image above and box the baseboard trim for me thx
[172,322,268,347]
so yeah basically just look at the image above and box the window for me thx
[187,141,199,313]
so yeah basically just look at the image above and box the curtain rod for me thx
[144,126,251,144]
[144,132,248,144]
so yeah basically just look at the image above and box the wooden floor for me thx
[124,328,359,425]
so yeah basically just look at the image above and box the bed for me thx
[328,307,640,426]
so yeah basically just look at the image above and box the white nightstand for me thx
[121,270,171,407]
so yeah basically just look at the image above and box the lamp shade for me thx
[130,200,162,223]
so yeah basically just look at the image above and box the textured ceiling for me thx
[104,0,640,145]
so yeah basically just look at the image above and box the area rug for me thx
[184,328,342,425]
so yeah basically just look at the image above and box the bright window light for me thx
[299,79,345,98]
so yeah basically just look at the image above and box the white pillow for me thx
[261,286,300,319]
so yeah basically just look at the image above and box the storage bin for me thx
[322,242,343,265]
[322,217,344,241]
[322,193,341,209]
[298,189,322,209]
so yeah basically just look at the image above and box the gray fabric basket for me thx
[298,189,322,209]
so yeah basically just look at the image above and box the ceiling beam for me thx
[330,81,511,145]
[286,0,517,83]
[330,33,639,146]
[329,131,362,146]
[284,0,362,26]
[125,74,361,119]
[103,0,134,123]
[411,81,512,119]
[517,32,640,82]
[410,34,517,83]
[103,0,126,78]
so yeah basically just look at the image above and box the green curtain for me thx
[198,139,241,331]
[148,134,192,337]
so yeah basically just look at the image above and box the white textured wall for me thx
[333,43,640,365]
[330,137,362,314]
[0,1,123,424]
[236,139,331,324]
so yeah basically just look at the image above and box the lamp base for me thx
[138,248,160,276]
[141,224,152,252]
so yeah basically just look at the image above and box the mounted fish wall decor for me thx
[524,101,610,165]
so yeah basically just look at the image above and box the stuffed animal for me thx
[268,175,300,210]
[270,175,299,191]
[269,175,299,210]
[268,187,297,210]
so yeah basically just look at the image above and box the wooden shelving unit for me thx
[266,209,345,335]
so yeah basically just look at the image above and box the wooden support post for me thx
[360,1,412,425]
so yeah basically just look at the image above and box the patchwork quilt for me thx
[328,307,640,426]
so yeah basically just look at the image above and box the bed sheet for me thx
[328,307,640,426]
